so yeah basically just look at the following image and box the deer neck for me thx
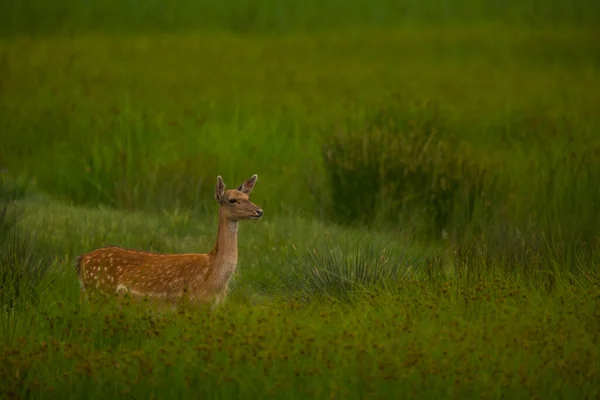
[207,209,239,289]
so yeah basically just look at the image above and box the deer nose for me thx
[255,209,263,217]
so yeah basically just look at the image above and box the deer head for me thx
[214,174,263,221]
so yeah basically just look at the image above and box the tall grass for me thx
[1,28,598,221]
[0,176,56,310]
[1,27,598,288]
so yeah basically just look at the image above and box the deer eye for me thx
[228,198,237,204]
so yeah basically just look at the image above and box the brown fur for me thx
[76,174,263,306]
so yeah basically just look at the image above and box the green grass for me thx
[1,4,600,398]
[0,197,598,398]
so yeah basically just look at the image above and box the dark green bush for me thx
[322,100,490,237]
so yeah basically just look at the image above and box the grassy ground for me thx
[1,1,600,398]
[1,196,598,399]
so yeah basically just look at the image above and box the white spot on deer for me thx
[116,284,129,294]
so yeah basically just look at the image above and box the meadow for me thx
[1,0,600,398]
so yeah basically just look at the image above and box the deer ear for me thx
[237,174,258,195]
[215,176,225,202]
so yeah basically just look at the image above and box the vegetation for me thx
[0,0,599,398]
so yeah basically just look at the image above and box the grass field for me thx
[1,0,600,398]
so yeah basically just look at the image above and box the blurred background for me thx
[1,0,599,258]
[1,0,599,34]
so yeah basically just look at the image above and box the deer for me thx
[75,174,263,307]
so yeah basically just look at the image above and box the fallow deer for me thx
[75,174,263,307]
